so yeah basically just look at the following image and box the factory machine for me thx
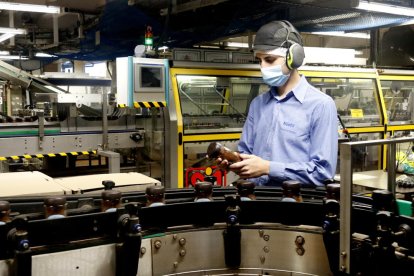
[2,54,414,192]
[0,58,170,182]
[166,62,390,188]
[1,53,414,275]
[0,136,413,275]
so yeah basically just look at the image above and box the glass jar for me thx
[101,190,122,212]
[44,196,67,219]
[194,182,213,202]
[282,180,303,202]
[146,186,165,207]
[207,142,241,164]
[326,183,341,201]
[0,201,11,225]
[235,180,256,201]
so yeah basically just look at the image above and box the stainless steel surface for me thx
[387,143,396,195]
[57,94,103,105]
[339,142,352,274]
[339,136,414,274]
[0,260,11,276]
[102,93,108,150]
[37,111,44,150]
[31,244,116,276]
[171,61,259,70]
[138,238,153,276]
[163,268,324,275]
[0,131,143,156]
[97,150,120,173]
[152,227,331,276]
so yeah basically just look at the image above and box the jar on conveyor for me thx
[101,189,122,212]
[203,176,217,186]
[146,186,166,207]
[326,183,341,201]
[235,180,256,201]
[207,142,241,164]
[0,201,11,225]
[194,181,213,202]
[372,189,395,213]
[282,180,303,202]
[44,196,67,219]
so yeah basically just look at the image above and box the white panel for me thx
[32,244,116,276]
[137,238,152,276]
[0,259,12,276]
[116,57,129,106]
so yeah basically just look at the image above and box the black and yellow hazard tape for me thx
[117,102,167,108]
[133,101,167,108]
[0,150,97,161]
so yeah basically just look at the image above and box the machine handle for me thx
[178,132,183,145]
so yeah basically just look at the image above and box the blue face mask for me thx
[261,64,290,87]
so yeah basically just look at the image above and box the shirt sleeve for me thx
[238,98,257,154]
[268,98,338,186]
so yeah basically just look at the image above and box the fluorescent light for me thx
[310,31,370,39]
[0,51,9,55]
[303,47,366,66]
[0,33,15,43]
[357,1,414,17]
[0,27,26,35]
[226,42,249,48]
[158,46,169,51]
[35,53,57,58]
[0,55,28,60]
[0,1,60,14]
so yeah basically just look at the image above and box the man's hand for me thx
[229,154,270,178]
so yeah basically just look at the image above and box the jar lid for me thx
[0,201,10,212]
[326,183,341,199]
[372,189,394,211]
[146,185,165,196]
[282,180,301,193]
[195,182,213,195]
[44,196,66,206]
[102,189,122,200]
[236,180,255,192]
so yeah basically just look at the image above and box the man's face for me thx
[255,53,290,74]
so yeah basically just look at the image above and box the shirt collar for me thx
[266,75,308,103]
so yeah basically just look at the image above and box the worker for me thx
[217,20,338,186]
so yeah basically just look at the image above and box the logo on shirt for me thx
[283,121,295,128]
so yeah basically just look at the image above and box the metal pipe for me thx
[102,92,108,150]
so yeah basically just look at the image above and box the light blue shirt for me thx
[238,75,338,186]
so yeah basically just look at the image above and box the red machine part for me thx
[185,166,226,187]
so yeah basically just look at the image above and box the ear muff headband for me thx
[280,21,305,70]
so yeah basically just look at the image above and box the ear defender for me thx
[280,20,305,70]
[286,43,305,70]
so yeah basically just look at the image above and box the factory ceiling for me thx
[0,0,413,62]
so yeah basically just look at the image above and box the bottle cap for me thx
[195,182,213,197]
[326,183,341,200]
[0,201,10,212]
[102,189,122,200]
[282,180,301,194]
[44,196,66,207]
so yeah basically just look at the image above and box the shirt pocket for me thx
[279,116,310,141]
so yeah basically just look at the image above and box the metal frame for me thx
[339,136,414,274]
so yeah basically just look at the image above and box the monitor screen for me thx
[134,64,164,93]
[140,66,162,88]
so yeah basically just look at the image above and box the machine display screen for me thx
[140,66,162,88]
[134,64,164,92]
